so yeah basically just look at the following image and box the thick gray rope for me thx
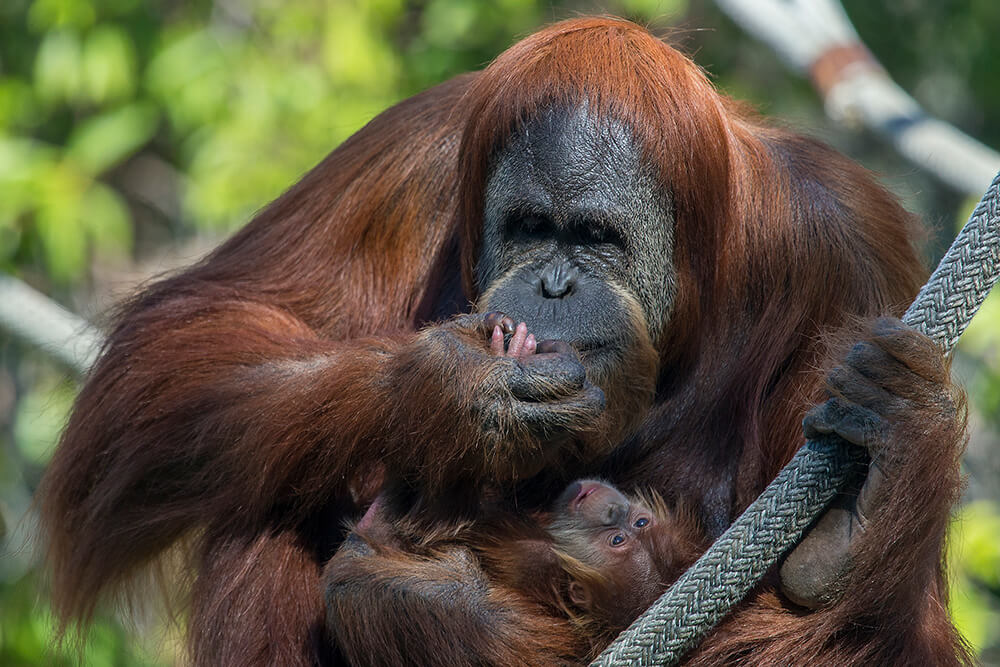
[593,170,1000,667]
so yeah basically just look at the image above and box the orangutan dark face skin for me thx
[477,107,675,385]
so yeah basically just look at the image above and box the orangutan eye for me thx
[634,517,649,528]
[610,534,626,547]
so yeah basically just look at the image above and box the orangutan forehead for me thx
[485,106,666,219]
[495,105,639,167]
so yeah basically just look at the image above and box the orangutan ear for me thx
[568,580,592,609]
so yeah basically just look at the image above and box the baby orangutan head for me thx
[546,479,705,633]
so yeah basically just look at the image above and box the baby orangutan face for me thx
[547,479,702,632]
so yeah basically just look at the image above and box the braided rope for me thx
[903,174,1000,348]
[593,170,1000,667]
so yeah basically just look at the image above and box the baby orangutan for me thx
[325,476,705,665]
[547,479,706,636]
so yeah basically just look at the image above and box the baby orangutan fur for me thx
[324,478,707,666]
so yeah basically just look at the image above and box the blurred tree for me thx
[2,1,998,664]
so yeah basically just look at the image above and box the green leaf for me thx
[619,0,688,20]
[949,501,1000,652]
[958,289,1000,364]
[0,78,39,131]
[145,29,230,133]
[13,379,75,466]
[33,29,83,104]
[422,0,478,46]
[81,182,131,255]
[0,137,53,226]
[322,12,399,90]
[27,0,96,31]
[34,161,88,281]
[82,24,137,105]
[65,102,158,174]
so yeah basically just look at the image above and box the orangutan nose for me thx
[539,259,578,298]
[603,502,628,526]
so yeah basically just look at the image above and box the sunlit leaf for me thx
[959,290,1000,365]
[950,578,995,655]
[66,102,158,174]
[949,501,1000,652]
[955,501,1000,586]
[33,29,83,104]
[34,161,88,281]
[12,379,75,466]
[619,0,688,20]
[0,138,53,225]
[322,11,399,91]
[422,0,478,46]
[82,24,137,104]
[366,0,405,23]
[81,182,132,255]
[27,0,96,31]
[146,29,230,133]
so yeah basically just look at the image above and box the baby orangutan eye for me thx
[609,534,626,547]
[634,517,649,528]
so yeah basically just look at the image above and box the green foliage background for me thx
[1,1,999,664]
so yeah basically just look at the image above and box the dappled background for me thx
[2,0,1000,664]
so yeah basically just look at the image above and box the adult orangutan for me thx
[39,16,970,665]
